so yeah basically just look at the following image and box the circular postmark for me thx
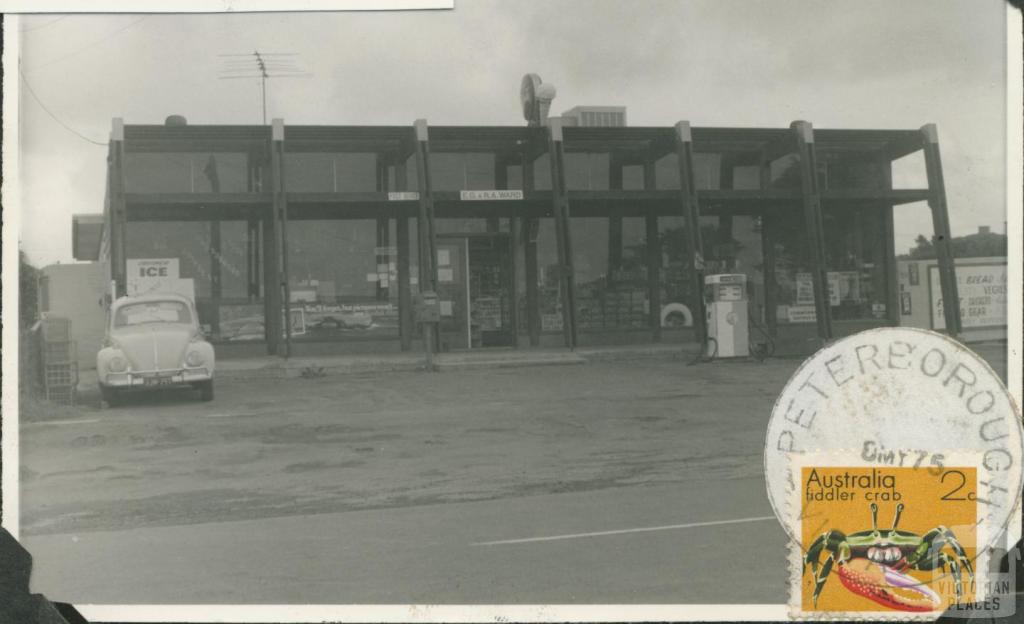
[765,327,1024,550]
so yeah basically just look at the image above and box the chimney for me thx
[165,115,188,127]
[978,225,990,235]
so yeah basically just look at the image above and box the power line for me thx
[25,15,148,72]
[18,65,107,146]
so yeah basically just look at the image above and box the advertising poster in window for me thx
[929,263,1008,330]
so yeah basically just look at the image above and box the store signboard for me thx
[786,305,817,324]
[459,190,524,201]
[929,263,1007,330]
[387,192,420,201]
[126,258,194,299]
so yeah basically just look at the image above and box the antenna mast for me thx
[218,51,310,124]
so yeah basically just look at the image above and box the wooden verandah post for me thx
[921,123,962,337]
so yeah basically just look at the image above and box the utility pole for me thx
[218,51,310,124]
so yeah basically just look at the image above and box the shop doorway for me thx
[436,233,514,350]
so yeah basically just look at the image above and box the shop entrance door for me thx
[436,233,514,350]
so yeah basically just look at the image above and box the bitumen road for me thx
[16,343,1009,606]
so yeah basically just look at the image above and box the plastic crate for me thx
[40,316,72,343]
[42,340,77,365]
[44,363,78,388]
[45,385,76,406]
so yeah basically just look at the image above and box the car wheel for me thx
[100,384,121,408]
[198,380,214,402]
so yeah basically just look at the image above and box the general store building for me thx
[76,110,962,358]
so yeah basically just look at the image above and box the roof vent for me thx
[165,115,188,126]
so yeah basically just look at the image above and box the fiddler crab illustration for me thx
[803,503,974,612]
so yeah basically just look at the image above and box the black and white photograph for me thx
[2,1,1021,621]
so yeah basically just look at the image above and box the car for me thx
[97,293,215,406]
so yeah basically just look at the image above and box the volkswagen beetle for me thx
[97,293,215,406]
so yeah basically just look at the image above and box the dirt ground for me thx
[18,343,1009,537]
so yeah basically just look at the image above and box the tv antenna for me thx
[218,51,311,124]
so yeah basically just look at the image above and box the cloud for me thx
[12,1,1012,264]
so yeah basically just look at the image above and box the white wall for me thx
[897,256,1007,343]
[40,262,110,370]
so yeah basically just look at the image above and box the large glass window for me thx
[822,207,888,320]
[534,218,562,332]
[564,153,610,190]
[125,152,251,193]
[657,216,694,327]
[430,153,496,190]
[821,153,886,190]
[770,207,888,324]
[217,221,252,299]
[284,153,377,192]
[127,220,265,341]
[573,217,650,330]
[125,221,213,299]
[654,153,722,190]
[286,219,399,341]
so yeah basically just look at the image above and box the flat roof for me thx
[120,123,925,160]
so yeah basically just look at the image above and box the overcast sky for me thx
[13,0,1011,266]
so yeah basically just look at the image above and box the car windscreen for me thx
[114,301,192,327]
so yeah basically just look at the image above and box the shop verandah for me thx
[100,118,962,358]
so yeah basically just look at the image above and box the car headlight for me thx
[108,355,128,373]
[185,350,205,367]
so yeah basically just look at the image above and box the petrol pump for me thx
[703,274,749,358]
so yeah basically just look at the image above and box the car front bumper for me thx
[101,368,212,388]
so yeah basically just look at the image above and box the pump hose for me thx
[748,316,776,362]
[687,335,717,366]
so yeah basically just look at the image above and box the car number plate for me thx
[145,376,175,387]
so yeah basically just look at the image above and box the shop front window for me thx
[573,217,650,330]
[286,219,399,341]
[822,207,888,320]
[657,216,693,328]
[770,207,888,324]
[125,221,213,300]
[513,219,563,332]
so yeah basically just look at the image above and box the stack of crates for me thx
[40,316,77,405]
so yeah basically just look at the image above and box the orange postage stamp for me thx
[790,452,991,620]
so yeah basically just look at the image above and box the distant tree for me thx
[19,250,40,329]
[906,235,935,259]
[903,230,1007,259]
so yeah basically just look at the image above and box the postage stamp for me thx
[763,328,1024,620]
[790,450,990,619]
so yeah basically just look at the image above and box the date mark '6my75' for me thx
[861,441,976,501]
